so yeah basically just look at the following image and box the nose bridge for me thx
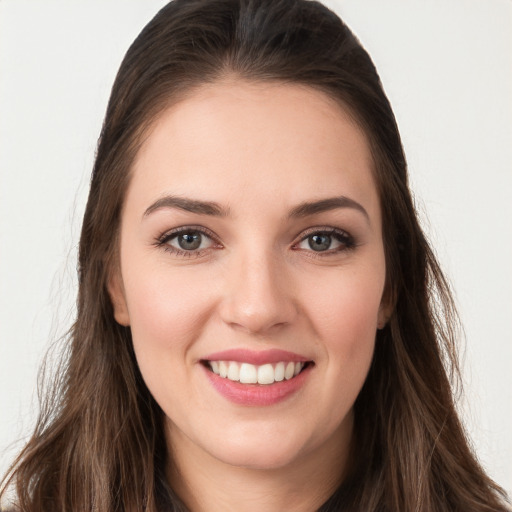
[220,239,296,334]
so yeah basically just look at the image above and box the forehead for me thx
[127,79,379,220]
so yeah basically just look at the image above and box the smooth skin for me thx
[109,78,389,512]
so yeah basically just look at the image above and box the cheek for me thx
[121,261,222,415]
[304,266,384,341]
[121,259,216,371]
[300,264,383,388]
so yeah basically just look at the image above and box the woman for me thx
[1,0,509,510]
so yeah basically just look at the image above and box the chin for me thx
[203,425,313,471]
[215,444,303,471]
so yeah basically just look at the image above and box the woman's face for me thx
[110,80,388,472]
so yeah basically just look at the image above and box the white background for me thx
[1,0,511,496]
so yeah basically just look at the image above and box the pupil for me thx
[309,234,331,251]
[178,232,201,250]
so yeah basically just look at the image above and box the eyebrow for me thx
[288,196,370,222]
[143,196,231,218]
[143,194,369,222]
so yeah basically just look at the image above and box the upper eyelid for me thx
[297,226,349,235]
[294,226,352,242]
[157,224,350,238]
[157,225,218,243]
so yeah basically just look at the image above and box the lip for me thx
[203,348,310,365]
[201,357,314,407]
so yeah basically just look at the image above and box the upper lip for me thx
[202,348,311,365]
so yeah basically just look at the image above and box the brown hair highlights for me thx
[1,1,509,510]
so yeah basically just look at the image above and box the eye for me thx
[295,228,355,254]
[170,231,208,251]
[156,226,219,257]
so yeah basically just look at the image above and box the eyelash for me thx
[293,227,356,258]
[154,225,357,259]
[154,225,220,258]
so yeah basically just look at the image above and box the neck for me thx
[165,417,353,512]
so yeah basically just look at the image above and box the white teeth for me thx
[219,361,228,378]
[227,361,240,381]
[239,363,258,384]
[208,360,306,385]
[257,364,275,385]
[284,362,295,380]
[274,362,285,382]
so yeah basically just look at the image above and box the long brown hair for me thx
[1,1,509,510]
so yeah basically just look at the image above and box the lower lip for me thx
[202,364,312,406]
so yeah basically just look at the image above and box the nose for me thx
[218,248,298,335]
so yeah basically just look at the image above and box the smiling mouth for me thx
[202,360,313,385]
